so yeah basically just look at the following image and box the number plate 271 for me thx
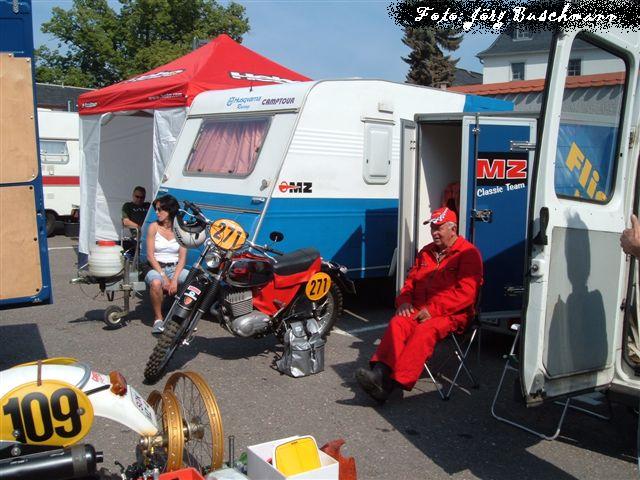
[305,272,332,301]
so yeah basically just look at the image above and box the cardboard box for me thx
[247,437,339,480]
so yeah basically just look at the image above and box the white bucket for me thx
[88,241,124,277]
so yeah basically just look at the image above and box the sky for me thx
[31,0,499,83]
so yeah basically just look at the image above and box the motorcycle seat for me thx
[273,248,321,276]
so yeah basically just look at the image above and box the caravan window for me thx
[40,140,70,165]
[554,36,627,204]
[184,116,271,176]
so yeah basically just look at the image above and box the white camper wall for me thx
[276,80,467,200]
[416,123,461,249]
[95,114,154,241]
[38,110,80,216]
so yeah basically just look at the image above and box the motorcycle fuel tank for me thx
[226,258,274,288]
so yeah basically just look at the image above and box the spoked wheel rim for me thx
[164,371,224,474]
[147,389,185,471]
[287,286,339,337]
[314,292,336,333]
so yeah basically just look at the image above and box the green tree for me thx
[36,0,250,88]
[402,27,462,87]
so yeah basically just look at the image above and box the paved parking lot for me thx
[1,235,638,479]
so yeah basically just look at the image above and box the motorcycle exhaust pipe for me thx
[0,444,103,480]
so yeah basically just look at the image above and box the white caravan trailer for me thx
[400,29,640,404]
[151,80,510,280]
[38,109,80,235]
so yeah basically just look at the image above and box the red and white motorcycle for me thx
[144,201,355,383]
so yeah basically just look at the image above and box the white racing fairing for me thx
[0,361,158,444]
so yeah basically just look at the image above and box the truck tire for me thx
[144,319,185,384]
[45,211,56,237]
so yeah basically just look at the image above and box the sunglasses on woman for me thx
[155,205,167,212]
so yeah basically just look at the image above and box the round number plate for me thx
[305,272,332,301]
[209,219,247,251]
[0,380,94,446]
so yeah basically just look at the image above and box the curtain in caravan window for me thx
[185,117,270,176]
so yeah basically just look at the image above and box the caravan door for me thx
[396,120,417,291]
[460,115,536,327]
[521,30,639,403]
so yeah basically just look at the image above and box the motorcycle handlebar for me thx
[245,239,283,256]
[180,201,284,255]
[176,201,208,233]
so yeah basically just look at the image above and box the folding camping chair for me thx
[424,292,482,401]
[491,324,611,441]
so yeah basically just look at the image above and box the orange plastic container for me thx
[158,468,205,480]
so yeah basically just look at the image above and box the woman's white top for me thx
[154,231,180,264]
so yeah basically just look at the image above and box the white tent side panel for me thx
[79,113,154,253]
[79,115,101,255]
[152,107,187,195]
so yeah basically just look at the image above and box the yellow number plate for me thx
[1,380,94,446]
[305,272,332,301]
[209,219,247,251]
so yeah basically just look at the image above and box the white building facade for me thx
[479,30,623,84]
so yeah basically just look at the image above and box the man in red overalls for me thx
[356,207,483,403]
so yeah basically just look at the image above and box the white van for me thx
[38,109,80,236]
[152,80,510,281]
[400,29,640,402]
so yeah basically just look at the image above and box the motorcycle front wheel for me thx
[144,319,186,384]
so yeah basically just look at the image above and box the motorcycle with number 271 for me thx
[144,201,355,383]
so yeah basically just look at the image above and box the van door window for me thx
[40,140,70,165]
[363,122,392,184]
[553,36,627,204]
[184,116,271,177]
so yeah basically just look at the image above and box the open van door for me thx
[521,30,639,404]
[0,1,52,307]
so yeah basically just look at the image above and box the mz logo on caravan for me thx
[279,181,312,194]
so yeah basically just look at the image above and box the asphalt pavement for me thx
[0,235,637,479]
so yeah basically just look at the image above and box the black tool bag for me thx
[276,318,325,377]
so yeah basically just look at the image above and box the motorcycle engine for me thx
[221,286,270,338]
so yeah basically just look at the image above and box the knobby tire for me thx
[318,283,343,338]
[144,319,185,383]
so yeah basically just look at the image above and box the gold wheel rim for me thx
[161,389,185,471]
[165,371,224,471]
[147,389,185,471]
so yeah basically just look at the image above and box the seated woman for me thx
[145,195,189,334]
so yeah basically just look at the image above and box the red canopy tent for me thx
[78,34,309,254]
[78,33,310,114]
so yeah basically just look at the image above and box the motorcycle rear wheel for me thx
[284,283,343,339]
[144,319,185,384]
[316,283,343,337]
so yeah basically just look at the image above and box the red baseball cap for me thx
[423,207,457,226]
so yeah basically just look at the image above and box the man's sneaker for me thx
[355,367,390,404]
[152,320,165,334]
